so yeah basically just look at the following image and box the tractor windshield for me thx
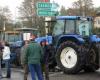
[53,19,93,36]
[5,33,22,43]
[53,20,77,35]
[53,20,64,36]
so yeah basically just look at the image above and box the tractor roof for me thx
[56,16,92,20]
[14,28,38,31]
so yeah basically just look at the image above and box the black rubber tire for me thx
[56,41,85,74]
[84,66,95,72]
[84,46,99,72]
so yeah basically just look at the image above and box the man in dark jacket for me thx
[24,35,44,80]
[0,41,4,79]
[40,40,49,80]
[0,49,2,79]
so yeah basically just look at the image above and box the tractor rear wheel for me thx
[56,41,85,74]
[84,47,99,72]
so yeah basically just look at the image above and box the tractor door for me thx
[79,21,90,36]
[77,19,93,37]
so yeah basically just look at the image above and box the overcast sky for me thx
[51,0,100,7]
[0,0,100,19]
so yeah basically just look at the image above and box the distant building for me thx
[94,12,100,28]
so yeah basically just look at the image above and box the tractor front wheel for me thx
[56,41,85,74]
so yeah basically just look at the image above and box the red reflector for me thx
[43,0,50,2]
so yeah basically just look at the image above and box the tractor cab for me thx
[53,16,93,37]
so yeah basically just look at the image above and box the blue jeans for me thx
[28,64,44,80]
[3,59,11,77]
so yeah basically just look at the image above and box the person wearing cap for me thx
[24,34,44,80]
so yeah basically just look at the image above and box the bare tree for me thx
[19,0,41,27]
[0,6,12,31]
[67,0,95,16]
[60,6,67,16]
[19,0,46,35]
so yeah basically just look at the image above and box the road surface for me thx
[1,68,100,80]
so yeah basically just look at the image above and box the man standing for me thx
[0,41,4,79]
[24,35,44,80]
[2,41,11,78]
[0,55,1,79]
[20,41,29,80]
[40,40,49,80]
[0,59,1,79]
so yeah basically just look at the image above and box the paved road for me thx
[1,68,100,80]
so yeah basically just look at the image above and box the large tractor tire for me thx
[56,41,85,74]
[84,46,99,72]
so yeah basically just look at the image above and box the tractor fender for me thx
[56,35,84,48]
[90,35,100,43]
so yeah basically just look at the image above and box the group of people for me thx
[20,35,50,80]
[0,41,11,79]
[0,34,51,80]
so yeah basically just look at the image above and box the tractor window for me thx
[5,33,22,42]
[53,20,64,36]
[65,20,75,34]
[76,20,92,36]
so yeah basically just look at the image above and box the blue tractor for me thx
[48,16,100,74]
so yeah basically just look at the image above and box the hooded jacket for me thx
[3,46,11,60]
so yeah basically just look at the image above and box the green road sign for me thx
[37,10,57,16]
[36,2,59,16]
[37,2,59,9]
